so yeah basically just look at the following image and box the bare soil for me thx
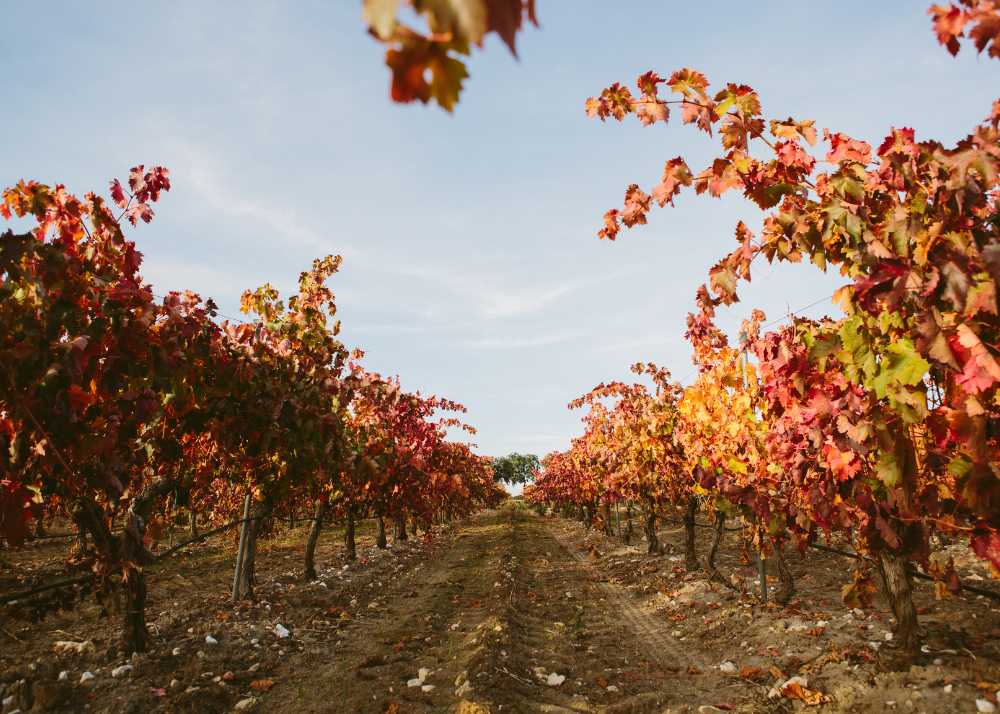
[1,503,998,713]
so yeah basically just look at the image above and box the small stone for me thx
[718,661,738,675]
[79,671,96,684]
[172,647,181,656]
[274,624,290,639]
[111,664,133,678]
[169,679,180,689]
[607,685,619,692]
[943,684,953,694]
[248,663,261,673]
[976,700,996,713]
[407,679,422,688]
[421,684,435,692]
[205,635,219,646]
[234,698,257,711]
[418,668,430,682]
[57,671,68,682]
[546,672,566,687]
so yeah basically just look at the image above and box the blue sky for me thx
[3,2,996,461]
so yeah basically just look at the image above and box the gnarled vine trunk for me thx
[376,513,387,549]
[773,539,795,605]
[644,499,660,554]
[238,503,269,599]
[395,512,408,542]
[303,501,327,580]
[601,501,614,536]
[74,476,177,653]
[345,507,357,561]
[683,494,699,571]
[707,510,726,573]
[877,550,919,654]
[624,503,634,545]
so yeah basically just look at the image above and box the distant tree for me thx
[492,452,540,486]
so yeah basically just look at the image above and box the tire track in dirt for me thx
[468,505,749,713]
[259,511,511,713]
[550,524,715,677]
[260,505,759,713]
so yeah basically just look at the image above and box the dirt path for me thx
[262,504,758,713]
[4,504,997,712]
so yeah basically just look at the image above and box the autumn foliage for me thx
[364,0,538,111]
[529,2,999,655]
[0,169,504,651]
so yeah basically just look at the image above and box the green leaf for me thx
[876,449,901,487]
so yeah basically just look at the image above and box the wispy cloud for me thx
[459,332,585,350]
[597,334,673,353]
[346,322,434,335]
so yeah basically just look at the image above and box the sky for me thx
[2,2,996,463]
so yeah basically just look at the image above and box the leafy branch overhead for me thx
[364,0,538,111]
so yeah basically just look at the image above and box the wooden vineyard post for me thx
[758,551,768,603]
[232,495,252,601]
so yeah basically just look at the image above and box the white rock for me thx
[172,647,182,656]
[607,685,619,692]
[248,663,261,673]
[546,672,566,687]
[718,661,738,675]
[455,680,473,697]
[170,679,180,688]
[80,671,96,684]
[418,668,430,682]
[407,678,423,688]
[57,671,68,682]
[111,664,133,678]
[234,698,257,711]
[976,700,996,713]
[884,631,894,641]
[274,624,290,639]
[421,684,435,692]
[2,696,13,708]
[205,635,219,645]
[943,684,953,694]
[53,640,94,655]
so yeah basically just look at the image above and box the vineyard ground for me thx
[0,503,997,713]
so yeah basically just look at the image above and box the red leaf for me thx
[109,179,128,209]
